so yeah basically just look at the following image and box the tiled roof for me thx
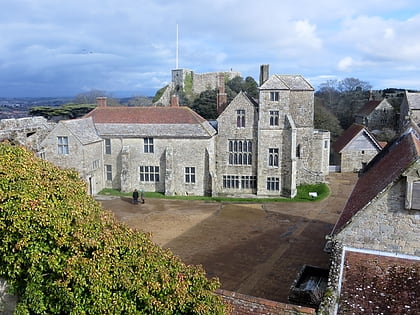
[355,100,381,116]
[85,106,207,124]
[84,106,216,138]
[332,130,420,233]
[62,117,102,145]
[338,249,420,314]
[332,124,381,153]
[260,75,313,91]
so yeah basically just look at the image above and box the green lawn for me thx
[98,183,329,203]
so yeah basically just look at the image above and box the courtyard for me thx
[97,172,357,304]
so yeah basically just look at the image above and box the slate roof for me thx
[332,124,381,153]
[332,130,420,234]
[338,249,420,314]
[260,74,313,91]
[406,91,420,110]
[61,117,102,145]
[84,106,216,138]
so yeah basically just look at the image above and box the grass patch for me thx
[98,183,330,203]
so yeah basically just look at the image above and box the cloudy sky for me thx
[1,0,420,97]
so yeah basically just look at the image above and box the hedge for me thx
[0,143,226,314]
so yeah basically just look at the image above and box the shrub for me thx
[0,143,226,314]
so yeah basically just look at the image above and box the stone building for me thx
[155,68,241,106]
[332,123,383,173]
[399,90,420,131]
[38,67,330,198]
[39,117,104,195]
[216,69,330,197]
[354,98,395,131]
[320,128,420,314]
[82,96,216,196]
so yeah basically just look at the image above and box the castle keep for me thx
[33,66,330,197]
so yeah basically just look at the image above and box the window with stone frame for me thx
[57,136,69,155]
[268,148,279,167]
[236,109,245,128]
[228,139,252,165]
[269,110,279,126]
[241,175,256,189]
[139,166,159,182]
[105,165,112,181]
[185,167,196,184]
[223,175,240,189]
[105,138,111,154]
[270,91,279,101]
[144,137,154,153]
[267,177,280,191]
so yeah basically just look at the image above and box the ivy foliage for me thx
[0,143,226,314]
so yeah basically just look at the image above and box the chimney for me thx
[259,64,269,86]
[217,73,228,115]
[170,94,179,107]
[96,96,107,107]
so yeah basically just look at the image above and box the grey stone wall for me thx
[191,71,240,95]
[215,92,258,196]
[40,123,104,194]
[340,150,377,173]
[0,116,54,151]
[334,179,420,256]
[112,137,215,196]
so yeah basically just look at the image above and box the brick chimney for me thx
[96,96,107,107]
[217,73,228,115]
[259,64,269,86]
[170,94,179,107]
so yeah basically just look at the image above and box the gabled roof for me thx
[84,106,216,138]
[61,117,102,145]
[332,124,382,153]
[260,74,313,91]
[406,91,420,110]
[332,130,420,234]
[217,91,258,118]
[355,100,382,116]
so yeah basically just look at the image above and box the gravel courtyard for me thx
[97,173,357,303]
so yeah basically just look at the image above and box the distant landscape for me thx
[0,96,153,119]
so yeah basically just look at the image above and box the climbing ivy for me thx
[0,143,226,314]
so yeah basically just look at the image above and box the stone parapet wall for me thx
[216,289,315,315]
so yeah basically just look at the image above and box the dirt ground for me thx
[96,172,357,304]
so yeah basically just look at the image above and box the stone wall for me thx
[215,92,258,196]
[0,116,54,151]
[340,150,378,173]
[216,289,315,315]
[334,179,420,255]
[191,71,240,95]
[319,175,420,313]
[111,137,215,196]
